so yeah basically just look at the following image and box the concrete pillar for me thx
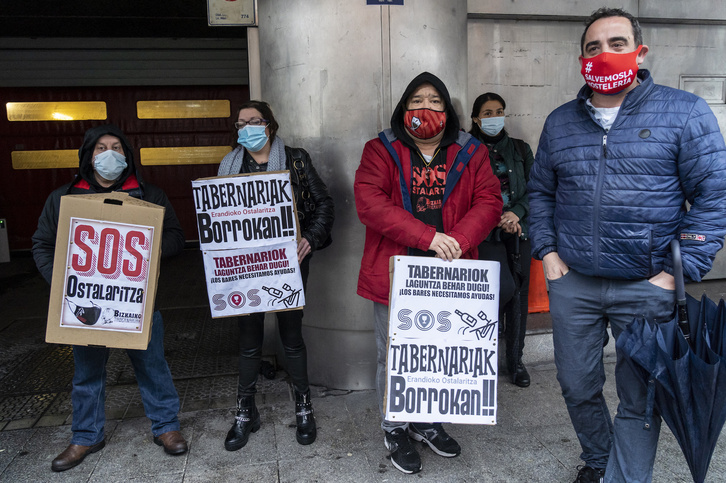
[257,0,468,389]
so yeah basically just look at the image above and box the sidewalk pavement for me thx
[1,250,725,482]
[2,342,724,482]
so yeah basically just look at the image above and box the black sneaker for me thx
[573,465,605,483]
[384,428,422,474]
[408,423,461,457]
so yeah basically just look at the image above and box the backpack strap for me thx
[378,131,413,214]
[377,131,481,211]
[442,134,480,205]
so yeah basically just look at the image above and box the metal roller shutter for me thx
[0,37,248,87]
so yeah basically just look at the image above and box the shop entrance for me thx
[1,84,249,249]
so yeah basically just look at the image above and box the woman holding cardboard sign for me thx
[217,100,334,451]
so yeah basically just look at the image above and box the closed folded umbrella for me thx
[507,236,523,370]
[616,240,726,483]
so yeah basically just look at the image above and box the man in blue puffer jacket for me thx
[528,7,726,483]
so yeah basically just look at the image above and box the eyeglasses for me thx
[234,118,268,129]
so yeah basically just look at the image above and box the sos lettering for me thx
[72,224,149,279]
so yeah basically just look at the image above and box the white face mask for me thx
[93,149,127,181]
[479,116,505,136]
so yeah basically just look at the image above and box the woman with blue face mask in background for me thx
[217,100,334,452]
[469,93,535,388]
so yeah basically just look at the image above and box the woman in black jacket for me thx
[217,100,334,451]
[469,93,535,388]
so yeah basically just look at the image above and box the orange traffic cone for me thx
[528,258,550,313]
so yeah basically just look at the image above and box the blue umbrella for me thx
[616,240,726,483]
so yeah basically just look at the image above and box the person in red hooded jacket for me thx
[354,72,502,475]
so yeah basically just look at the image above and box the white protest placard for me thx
[203,239,305,317]
[385,256,500,425]
[192,172,304,318]
[60,217,154,332]
[192,172,297,250]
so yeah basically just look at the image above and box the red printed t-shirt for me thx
[409,148,445,256]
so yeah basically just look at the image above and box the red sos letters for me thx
[71,224,149,280]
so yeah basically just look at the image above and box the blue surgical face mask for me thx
[237,125,269,152]
[479,116,505,136]
[93,149,127,181]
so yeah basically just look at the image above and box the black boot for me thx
[225,396,261,451]
[511,361,531,388]
[295,390,316,445]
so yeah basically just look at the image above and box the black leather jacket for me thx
[285,146,335,251]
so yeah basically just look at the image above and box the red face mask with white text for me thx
[580,46,643,95]
[404,108,447,139]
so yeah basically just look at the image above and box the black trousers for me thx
[236,256,311,396]
[478,234,531,371]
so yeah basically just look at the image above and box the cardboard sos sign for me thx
[46,193,164,350]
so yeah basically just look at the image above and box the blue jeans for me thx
[548,269,675,483]
[70,310,181,446]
